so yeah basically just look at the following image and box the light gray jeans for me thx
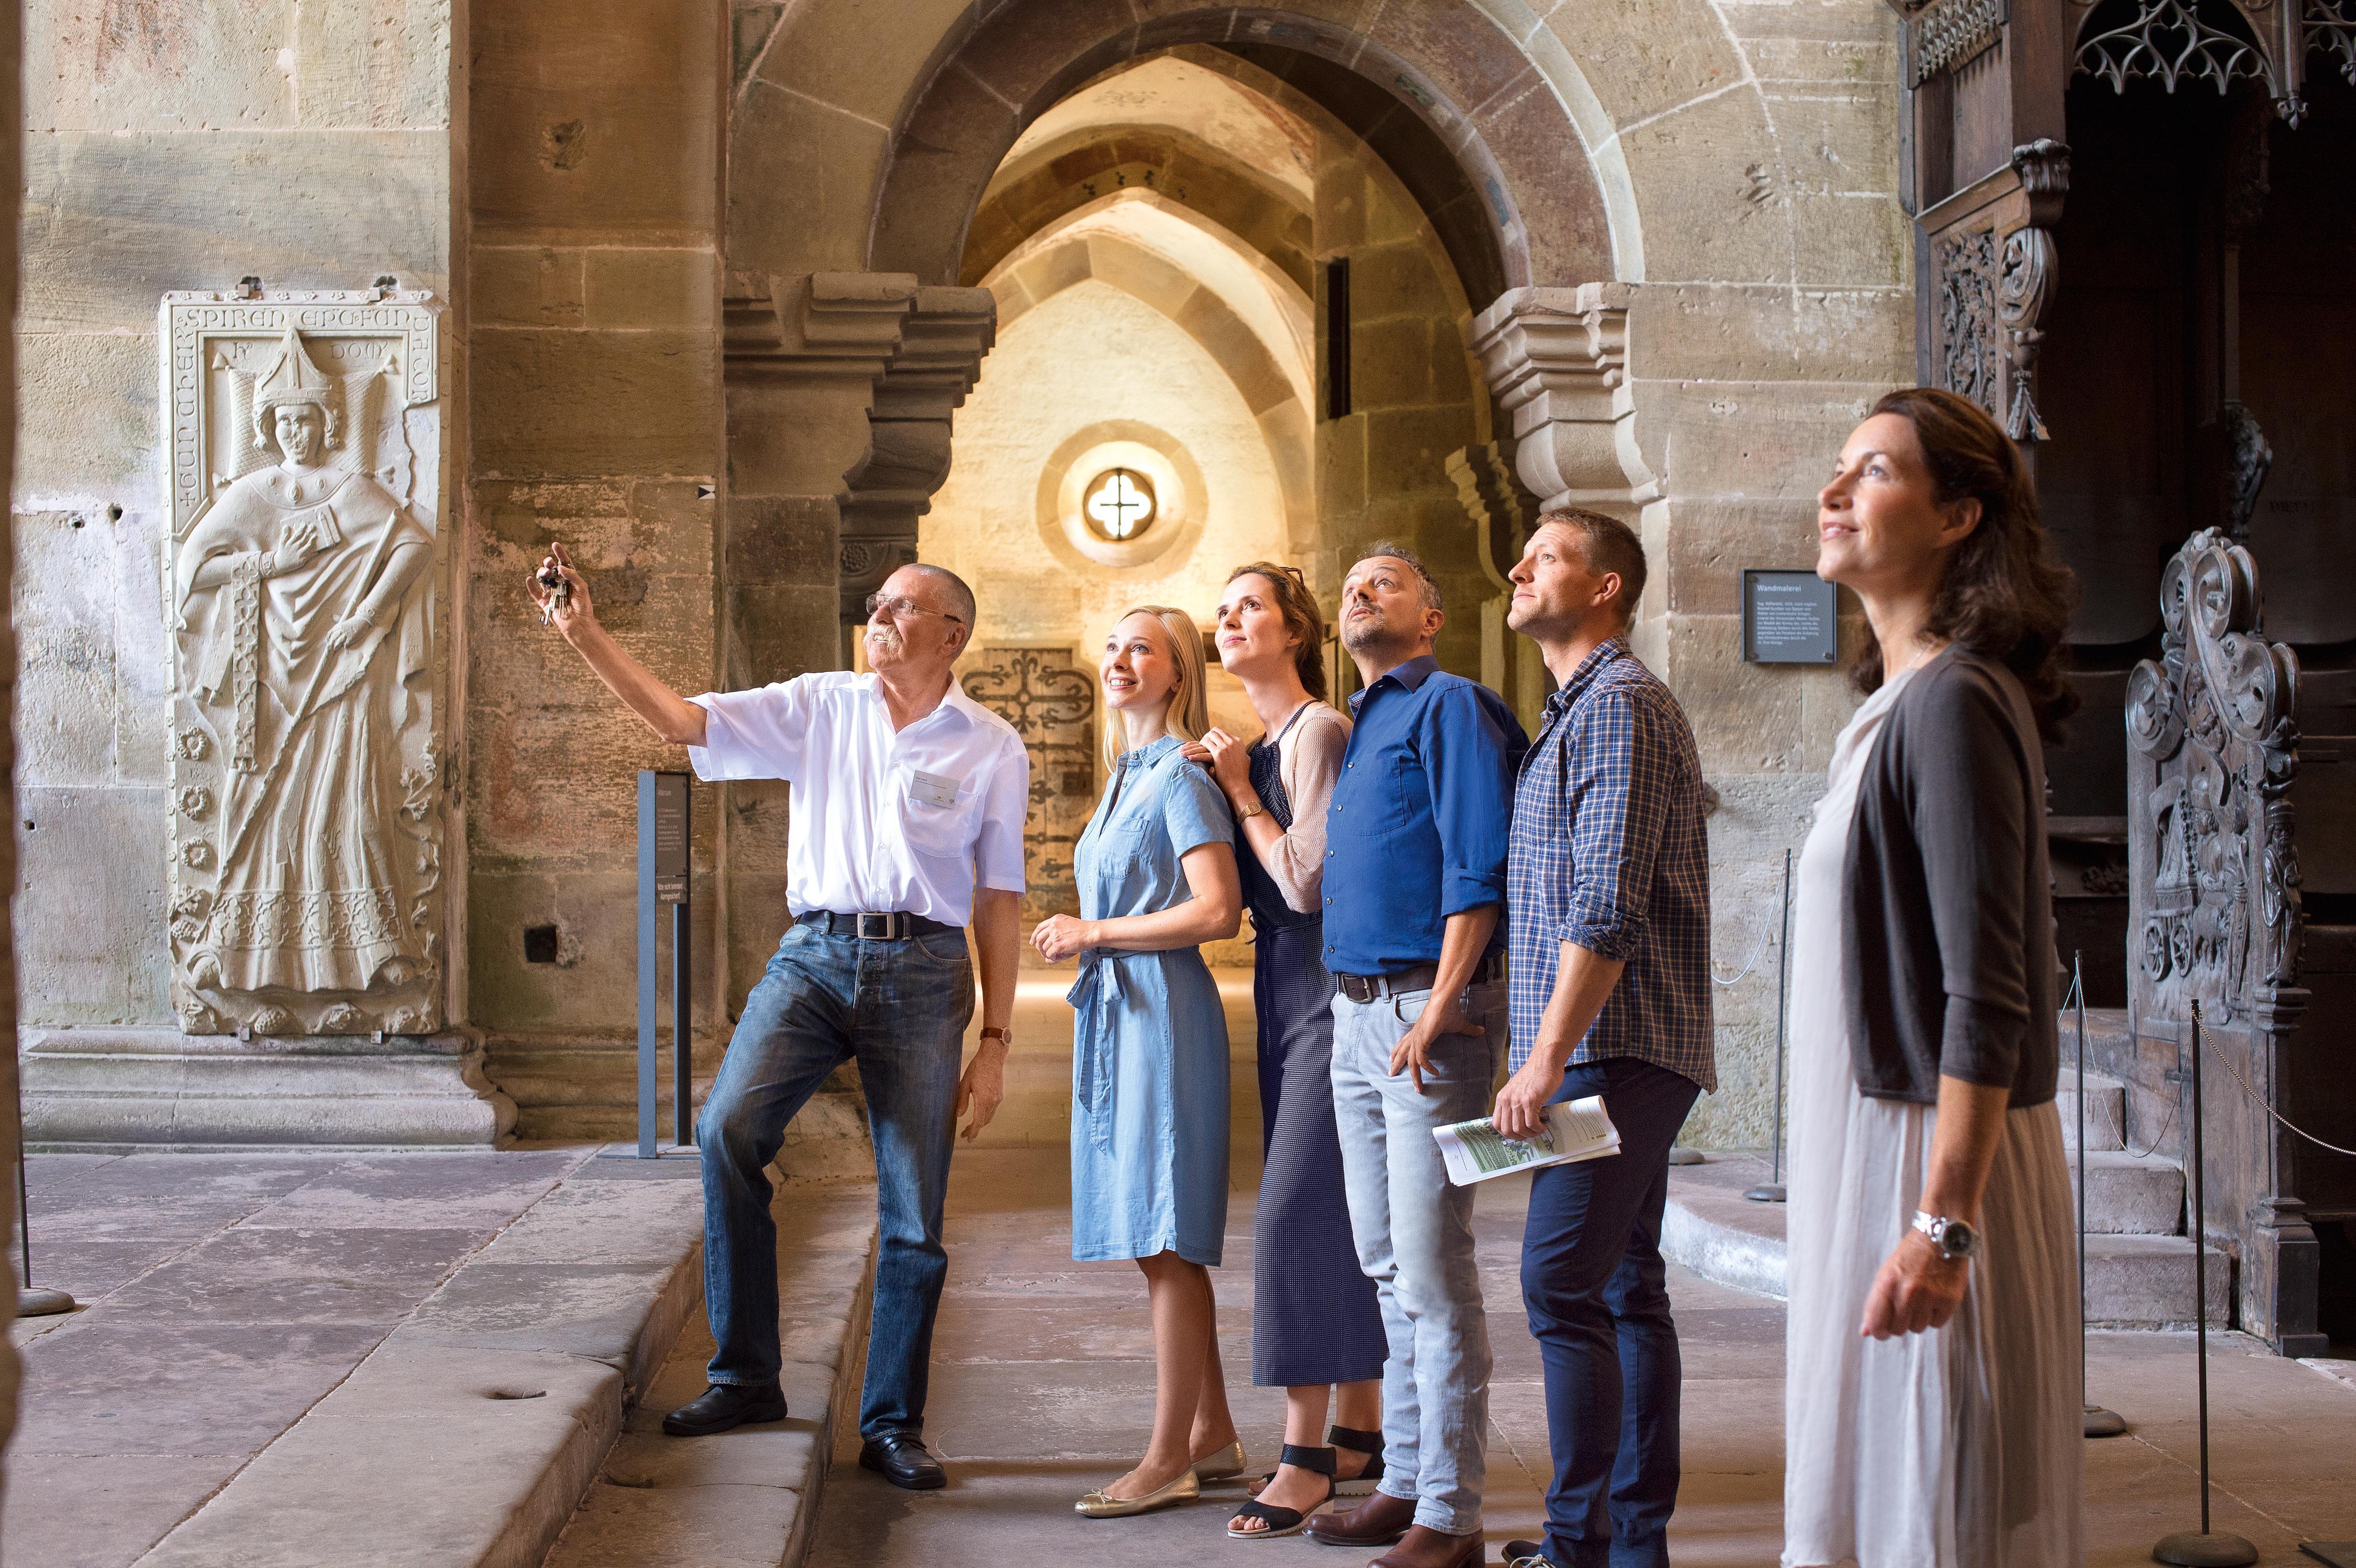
[1330,978,1509,1536]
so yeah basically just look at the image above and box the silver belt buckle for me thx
[854,912,900,941]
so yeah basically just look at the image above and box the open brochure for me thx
[1432,1095,1621,1186]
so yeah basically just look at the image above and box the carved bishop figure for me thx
[175,324,436,1004]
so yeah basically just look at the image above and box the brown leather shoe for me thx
[1372,1524,1484,1568]
[1305,1490,1415,1548]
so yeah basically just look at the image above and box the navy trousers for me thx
[1520,1056,1702,1568]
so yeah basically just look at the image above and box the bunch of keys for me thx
[536,558,572,627]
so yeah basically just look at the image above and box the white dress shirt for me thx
[686,672,1029,927]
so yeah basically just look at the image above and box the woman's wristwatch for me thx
[1233,796,1265,820]
[978,1026,1012,1049]
[1913,1210,1979,1261]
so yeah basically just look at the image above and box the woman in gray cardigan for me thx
[1781,388,2083,1568]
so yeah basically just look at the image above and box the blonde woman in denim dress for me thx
[1033,605,1243,1520]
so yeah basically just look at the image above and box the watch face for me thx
[1942,1220,1978,1257]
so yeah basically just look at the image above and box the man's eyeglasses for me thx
[863,592,964,624]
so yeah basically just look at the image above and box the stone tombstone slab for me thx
[960,647,1094,930]
[160,288,448,1040]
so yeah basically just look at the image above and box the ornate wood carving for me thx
[2310,0,2356,84]
[960,648,1096,927]
[1912,0,2008,82]
[161,290,447,1038]
[2075,0,2278,96]
[2125,512,2330,1353]
[2127,526,2303,1029]
[1996,140,2069,441]
[1937,227,2001,416]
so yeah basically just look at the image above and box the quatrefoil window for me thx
[1082,468,1156,542]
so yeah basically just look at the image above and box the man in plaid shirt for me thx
[1490,511,1713,1568]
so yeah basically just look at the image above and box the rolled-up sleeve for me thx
[685,681,807,784]
[973,733,1031,894]
[1558,691,1668,961]
[1423,687,1515,918]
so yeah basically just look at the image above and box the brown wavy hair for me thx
[1223,562,1329,702]
[1853,388,2080,743]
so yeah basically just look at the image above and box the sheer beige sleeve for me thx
[1263,704,1351,914]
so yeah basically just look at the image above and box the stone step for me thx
[2070,1149,2186,1235]
[2085,1233,2232,1326]
[1665,1158,2230,1328]
[2056,1070,2127,1153]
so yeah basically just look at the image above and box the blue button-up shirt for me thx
[1321,655,1528,975]
[1507,638,1715,1090]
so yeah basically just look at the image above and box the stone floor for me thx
[807,1145,2356,1568]
[6,1145,708,1568]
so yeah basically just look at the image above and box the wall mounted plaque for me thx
[1742,569,1838,664]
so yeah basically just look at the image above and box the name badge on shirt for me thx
[907,768,962,808]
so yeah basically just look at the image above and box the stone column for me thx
[1464,283,1660,516]
[21,289,513,1149]
[716,271,993,1029]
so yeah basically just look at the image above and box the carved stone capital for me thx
[1444,443,1540,596]
[723,272,997,617]
[1463,283,1658,512]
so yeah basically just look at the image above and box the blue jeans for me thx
[698,920,972,1439]
[1521,1056,1702,1568]
[1330,979,1509,1536]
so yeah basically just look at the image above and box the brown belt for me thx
[1333,953,1503,1005]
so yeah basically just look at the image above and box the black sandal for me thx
[1226,1444,1335,1539]
[1329,1424,1387,1497]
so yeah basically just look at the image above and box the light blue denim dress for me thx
[1067,735,1235,1266]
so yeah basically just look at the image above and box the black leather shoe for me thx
[860,1430,948,1490]
[661,1382,787,1437]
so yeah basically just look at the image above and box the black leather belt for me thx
[798,910,962,941]
[1334,953,1503,1004]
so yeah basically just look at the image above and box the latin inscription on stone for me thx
[162,290,447,1037]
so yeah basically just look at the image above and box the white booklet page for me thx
[1432,1095,1621,1187]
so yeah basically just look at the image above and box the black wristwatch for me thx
[1912,1210,1979,1262]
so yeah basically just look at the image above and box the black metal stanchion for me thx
[1745,848,1794,1204]
[610,770,694,1161]
[13,1068,74,1317]
[2072,953,2126,1439]
[2153,999,2255,1568]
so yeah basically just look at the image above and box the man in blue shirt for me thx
[1307,544,1527,1568]
[1488,512,1712,1568]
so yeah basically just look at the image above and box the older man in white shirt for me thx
[533,549,1027,1490]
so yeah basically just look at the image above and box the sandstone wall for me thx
[13,0,462,1032]
[463,0,727,1137]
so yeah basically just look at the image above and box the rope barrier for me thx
[1710,921,1776,988]
[2199,1030,2356,1159]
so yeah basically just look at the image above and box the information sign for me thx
[1742,569,1839,664]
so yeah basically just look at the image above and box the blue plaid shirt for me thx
[1507,638,1715,1091]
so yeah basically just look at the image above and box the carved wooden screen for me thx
[960,647,1096,926]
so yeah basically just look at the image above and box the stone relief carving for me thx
[162,290,447,1038]
[960,648,1096,928]
[2127,527,2303,1029]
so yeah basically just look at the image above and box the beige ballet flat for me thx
[1192,1438,1247,1481]
[1075,1467,1201,1518]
